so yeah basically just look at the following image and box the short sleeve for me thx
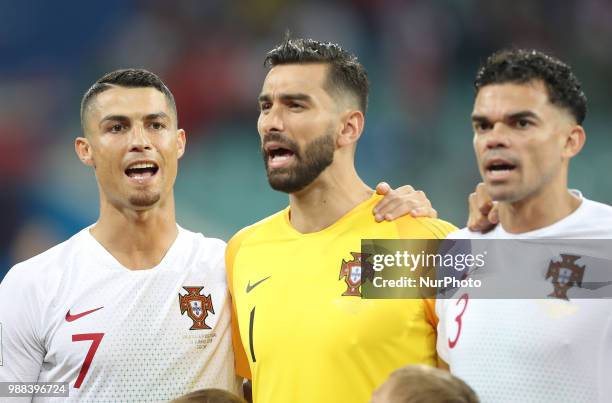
[0,265,45,382]
[435,298,451,364]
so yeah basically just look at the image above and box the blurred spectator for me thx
[171,388,246,403]
[3,0,612,273]
[371,365,479,403]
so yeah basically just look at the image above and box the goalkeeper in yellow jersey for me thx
[226,37,456,403]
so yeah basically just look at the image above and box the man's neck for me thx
[498,188,581,234]
[288,166,372,233]
[90,197,178,270]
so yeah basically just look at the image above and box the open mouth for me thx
[269,147,294,161]
[487,162,515,172]
[124,161,159,180]
[484,158,517,179]
[264,142,296,168]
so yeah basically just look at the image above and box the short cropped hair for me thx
[170,388,246,403]
[372,365,479,403]
[264,36,369,113]
[474,49,587,124]
[80,68,176,131]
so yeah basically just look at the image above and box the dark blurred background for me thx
[2,0,611,277]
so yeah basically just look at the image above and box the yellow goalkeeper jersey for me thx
[226,193,456,403]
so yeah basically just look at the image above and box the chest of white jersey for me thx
[0,226,241,402]
[436,197,612,403]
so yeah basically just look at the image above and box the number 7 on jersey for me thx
[72,333,105,388]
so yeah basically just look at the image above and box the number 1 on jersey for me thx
[249,307,256,363]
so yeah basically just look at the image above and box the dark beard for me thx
[128,191,161,207]
[262,131,335,193]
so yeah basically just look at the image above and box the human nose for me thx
[259,104,285,134]
[485,122,511,149]
[128,123,153,152]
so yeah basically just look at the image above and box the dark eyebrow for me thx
[100,115,129,125]
[99,112,170,125]
[471,111,541,123]
[257,93,313,103]
[506,111,541,122]
[144,112,170,121]
[279,93,312,103]
[471,114,489,123]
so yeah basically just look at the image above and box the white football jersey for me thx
[437,196,612,403]
[0,226,241,402]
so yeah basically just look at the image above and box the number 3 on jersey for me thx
[448,293,468,349]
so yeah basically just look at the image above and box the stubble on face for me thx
[128,190,161,207]
[262,129,335,193]
[472,81,570,204]
[84,87,180,211]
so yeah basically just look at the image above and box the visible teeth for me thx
[271,154,291,161]
[128,162,156,169]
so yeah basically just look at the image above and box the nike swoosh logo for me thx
[246,276,271,293]
[65,306,104,322]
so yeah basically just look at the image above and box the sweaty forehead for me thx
[262,64,330,96]
[85,86,175,126]
[473,81,551,118]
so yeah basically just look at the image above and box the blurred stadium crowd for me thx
[2,0,612,277]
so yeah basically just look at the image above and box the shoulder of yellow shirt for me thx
[227,211,458,268]
[226,209,293,289]
[226,209,286,264]
[396,216,458,239]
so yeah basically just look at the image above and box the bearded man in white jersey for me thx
[0,69,432,401]
[436,49,612,403]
